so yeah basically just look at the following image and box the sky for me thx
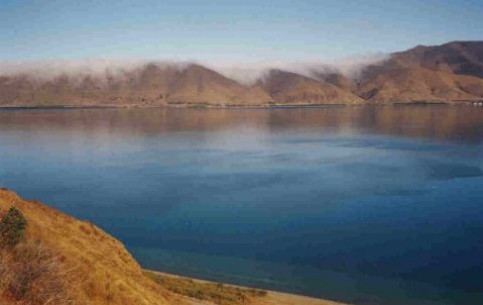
[0,0,482,63]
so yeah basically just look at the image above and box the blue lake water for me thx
[0,106,482,305]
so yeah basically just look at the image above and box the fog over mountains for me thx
[1,41,482,107]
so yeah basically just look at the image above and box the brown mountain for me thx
[318,72,358,94]
[0,63,361,107]
[356,64,483,103]
[164,64,272,106]
[1,41,483,107]
[392,41,483,78]
[261,69,364,105]
[0,64,272,107]
[322,41,483,103]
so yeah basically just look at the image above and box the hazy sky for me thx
[1,0,482,62]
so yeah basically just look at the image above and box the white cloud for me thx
[205,53,389,85]
[0,53,389,85]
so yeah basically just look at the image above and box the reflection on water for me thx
[0,105,482,141]
[0,105,482,305]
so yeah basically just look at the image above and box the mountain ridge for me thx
[1,41,482,107]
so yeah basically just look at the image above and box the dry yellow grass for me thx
[0,189,348,305]
[0,189,182,305]
[146,271,267,305]
[152,272,350,305]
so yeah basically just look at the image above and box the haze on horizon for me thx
[1,0,482,64]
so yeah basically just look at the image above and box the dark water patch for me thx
[425,161,483,180]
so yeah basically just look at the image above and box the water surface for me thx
[1,105,482,305]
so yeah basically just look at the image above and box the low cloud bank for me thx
[0,53,388,85]
[0,59,190,81]
[207,53,389,85]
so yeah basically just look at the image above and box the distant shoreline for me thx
[0,103,352,110]
[0,100,478,111]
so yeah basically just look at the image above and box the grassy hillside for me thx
[0,188,178,305]
[146,271,267,305]
[0,189,340,305]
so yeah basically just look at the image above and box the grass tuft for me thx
[0,206,72,305]
[0,207,27,247]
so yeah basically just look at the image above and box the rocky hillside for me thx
[0,41,482,107]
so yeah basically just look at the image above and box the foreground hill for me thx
[0,41,482,106]
[0,189,176,305]
[0,189,346,305]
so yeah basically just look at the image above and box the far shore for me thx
[145,270,350,305]
[0,100,480,111]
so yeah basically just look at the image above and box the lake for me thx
[0,105,482,305]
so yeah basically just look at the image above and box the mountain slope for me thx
[322,41,483,103]
[0,41,482,106]
[392,41,483,78]
[165,64,271,106]
[0,64,272,107]
[357,62,483,102]
[261,70,364,105]
[318,72,358,94]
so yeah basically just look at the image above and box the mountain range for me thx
[1,41,482,107]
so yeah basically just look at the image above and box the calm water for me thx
[1,106,483,305]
